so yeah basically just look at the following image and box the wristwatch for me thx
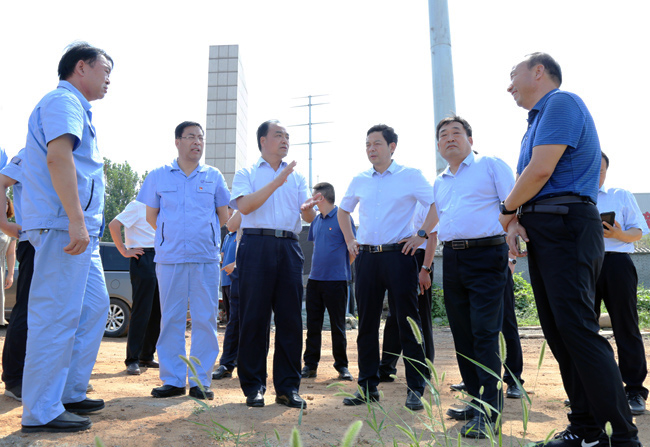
[416,229,429,239]
[421,265,432,273]
[499,201,516,215]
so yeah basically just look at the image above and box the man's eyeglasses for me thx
[179,134,204,142]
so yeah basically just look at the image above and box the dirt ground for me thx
[1,326,649,447]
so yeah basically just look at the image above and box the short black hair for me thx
[436,115,473,141]
[257,120,281,151]
[58,42,113,81]
[601,151,610,169]
[313,182,335,204]
[175,121,203,139]
[525,52,562,87]
[366,124,398,146]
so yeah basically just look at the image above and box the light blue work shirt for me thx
[138,159,230,264]
[21,81,105,236]
[340,160,433,245]
[0,150,27,242]
[597,185,649,253]
[0,147,8,170]
[230,157,310,235]
[434,151,514,242]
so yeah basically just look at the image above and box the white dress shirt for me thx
[435,151,514,241]
[115,200,155,248]
[340,161,433,245]
[597,185,649,253]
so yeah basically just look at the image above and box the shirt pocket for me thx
[196,182,216,209]
[159,185,178,212]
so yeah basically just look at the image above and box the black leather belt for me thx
[142,247,155,252]
[359,243,404,253]
[443,235,505,250]
[518,195,594,217]
[243,228,299,241]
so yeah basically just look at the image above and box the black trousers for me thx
[502,268,524,386]
[221,285,231,320]
[443,242,507,414]
[1,241,35,389]
[595,252,648,399]
[303,279,349,371]
[219,268,240,370]
[237,234,304,397]
[379,250,434,377]
[521,203,638,445]
[125,249,161,365]
[355,250,426,395]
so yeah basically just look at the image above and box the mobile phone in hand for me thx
[516,235,527,255]
[600,211,615,229]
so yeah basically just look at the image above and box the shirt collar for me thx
[527,88,559,124]
[599,184,608,194]
[57,80,92,112]
[371,160,398,176]
[170,159,206,175]
[256,156,287,170]
[321,205,338,219]
[441,151,475,177]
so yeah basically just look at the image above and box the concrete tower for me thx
[205,44,248,186]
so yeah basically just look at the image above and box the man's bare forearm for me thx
[47,135,85,225]
[337,209,355,244]
[236,179,283,215]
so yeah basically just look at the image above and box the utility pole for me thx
[290,95,331,189]
[429,0,456,175]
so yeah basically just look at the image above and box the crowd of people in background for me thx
[0,42,645,447]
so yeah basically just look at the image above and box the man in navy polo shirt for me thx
[500,52,640,447]
[301,182,355,382]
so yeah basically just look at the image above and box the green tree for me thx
[102,158,144,242]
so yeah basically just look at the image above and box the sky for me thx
[1,0,648,202]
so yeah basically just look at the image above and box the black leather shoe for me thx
[126,363,141,375]
[378,373,395,383]
[506,383,523,399]
[446,404,475,420]
[300,366,317,378]
[151,384,186,398]
[450,381,466,392]
[63,398,105,414]
[337,367,353,381]
[139,360,159,368]
[212,365,233,380]
[563,398,571,406]
[22,410,91,433]
[460,414,497,439]
[343,390,380,406]
[4,383,22,401]
[276,392,307,409]
[629,393,646,415]
[405,390,423,411]
[246,391,265,407]
[189,386,214,400]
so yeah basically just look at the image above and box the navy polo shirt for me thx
[517,89,601,204]
[308,206,354,281]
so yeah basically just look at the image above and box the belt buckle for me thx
[274,229,284,238]
[368,245,382,253]
[451,240,468,250]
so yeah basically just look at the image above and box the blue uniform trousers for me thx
[22,231,108,426]
[443,243,507,415]
[237,234,304,397]
[521,203,638,445]
[355,250,426,395]
[1,241,35,389]
[155,262,219,388]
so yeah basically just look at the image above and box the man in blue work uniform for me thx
[434,116,514,438]
[338,124,437,411]
[139,121,230,400]
[500,52,641,447]
[300,182,354,382]
[0,150,36,403]
[596,152,649,415]
[19,42,113,433]
[231,120,321,409]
